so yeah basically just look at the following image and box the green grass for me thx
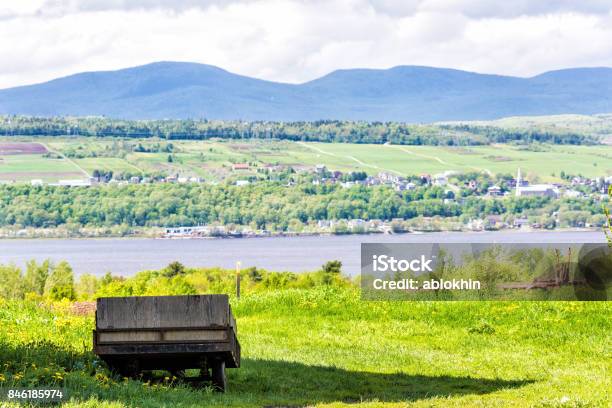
[4,137,612,182]
[0,288,610,407]
[73,158,142,175]
[296,143,612,181]
[0,154,83,181]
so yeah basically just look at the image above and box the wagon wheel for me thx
[210,360,226,392]
[120,358,140,378]
[170,369,186,380]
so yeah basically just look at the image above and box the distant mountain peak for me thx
[0,62,610,122]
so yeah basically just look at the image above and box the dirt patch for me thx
[70,301,96,315]
[228,143,257,151]
[484,155,514,162]
[444,147,477,155]
[0,142,48,155]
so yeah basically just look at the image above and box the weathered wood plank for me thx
[98,330,161,343]
[96,295,230,329]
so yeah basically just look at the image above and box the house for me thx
[368,219,383,229]
[513,218,530,228]
[51,179,92,187]
[366,176,381,186]
[317,220,332,229]
[415,175,430,186]
[467,219,484,231]
[564,190,583,199]
[485,215,505,229]
[315,164,327,174]
[487,185,502,196]
[433,174,447,186]
[30,179,43,186]
[265,164,283,172]
[348,219,366,230]
[378,172,395,183]
[236,180,250,186]
[233,163,250,171]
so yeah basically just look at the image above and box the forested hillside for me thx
[0,116,598,145]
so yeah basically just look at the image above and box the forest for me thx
[0,116,599,145]
[0,181,605,231]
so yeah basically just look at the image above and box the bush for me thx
[49,284,76,301]
[44,261,76,301]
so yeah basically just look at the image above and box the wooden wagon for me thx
[93,295,240,391]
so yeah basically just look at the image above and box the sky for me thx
[1,0,612,89]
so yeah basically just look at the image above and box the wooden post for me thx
[236,261,241,299]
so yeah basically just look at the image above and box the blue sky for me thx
[1,0,611,88]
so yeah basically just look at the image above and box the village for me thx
[159,165,611,238]
[8,160,609,239]
[22,161,612,197]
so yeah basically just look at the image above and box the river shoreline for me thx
[0,227,603,240]
[0,230,606,277]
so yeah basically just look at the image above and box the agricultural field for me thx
[0,141,85,182]
[0,288,610,407]
[2,137,612,183]
[295,143,612,181]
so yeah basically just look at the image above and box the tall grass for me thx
[0,287,610,407]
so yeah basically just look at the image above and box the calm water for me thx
[0,231,605,277]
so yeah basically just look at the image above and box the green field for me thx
[288,143,612,181]
[2,137,612,182]
[0,153,84,181]
[0,289,609,407]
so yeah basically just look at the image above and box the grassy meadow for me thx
[2,137,612,183]
[0,153,84,181]
[0,287,610,407]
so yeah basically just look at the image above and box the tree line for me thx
[0,260,349,301]
[0,116,599,145]
[0,182,603,231]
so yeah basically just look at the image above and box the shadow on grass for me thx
[1,340,535,406]
[227,358,534,405]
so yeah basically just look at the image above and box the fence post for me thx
[236,261,241,299]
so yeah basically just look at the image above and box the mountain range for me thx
[0,61,611,122]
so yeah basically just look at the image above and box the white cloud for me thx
[0,0,611,88]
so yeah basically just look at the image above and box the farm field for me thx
[0,288,610,407]
[0,147,84,182]
[2,137,612,182]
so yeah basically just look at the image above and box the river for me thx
[0,231,606,276]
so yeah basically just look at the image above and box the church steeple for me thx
[516,168,522,197]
